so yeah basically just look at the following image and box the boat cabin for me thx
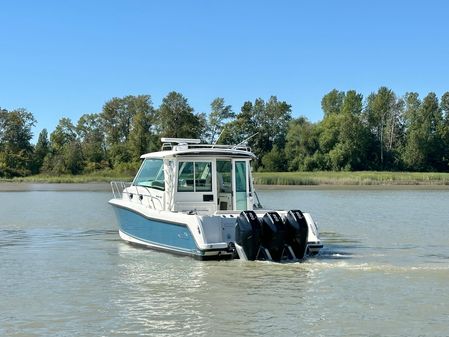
[130,138,257,214]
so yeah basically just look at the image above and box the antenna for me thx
[232,132,258,149]
[211,127,226,148]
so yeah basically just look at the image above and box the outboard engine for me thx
[235,211,262,260]
[261,212,286,261]
[284,210,309,259]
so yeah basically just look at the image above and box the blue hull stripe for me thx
[112,204,200,255]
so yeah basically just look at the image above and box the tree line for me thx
[1,87,449,178]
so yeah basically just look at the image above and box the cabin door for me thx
[233,160,249,211]
[216,160,233,210]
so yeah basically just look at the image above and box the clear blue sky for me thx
[1,0,448,142]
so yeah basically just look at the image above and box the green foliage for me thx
[220,101,256,146]
[2,88,449,179]
[221,96,292,169]
[402,93,444,171]
[76,113,105,164]
[285,117,319,171]
[108,143,132,167]
[50,117,77,152]
[260,145,287,172]
[157,92,203,139]
[314,90,369,171]
[127,96,158,158]
[33,128,50,173]
[440,92,449,168]
[0,150,33,177]
[321,89,345,117]
[363,87,404,169]
[42,118,83,175]
[101,95,157,163]
[0,108,36,177]
[204,98,234,143]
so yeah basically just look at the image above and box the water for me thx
[1,185,449,337]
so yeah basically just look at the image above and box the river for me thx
[1,185,448,336]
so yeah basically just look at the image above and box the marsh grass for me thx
[253,171,449,186]
[0,170,133,183]
[2,170,449,186]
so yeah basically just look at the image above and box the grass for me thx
[253,171,449,186]
[2,170,449,186]
[0,170,133,184]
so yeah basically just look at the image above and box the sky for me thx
[1,0,449,142]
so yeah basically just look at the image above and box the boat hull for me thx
[109,199,322,261]
[110,202,233,260]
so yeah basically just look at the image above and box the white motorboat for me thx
[109,138,322,261]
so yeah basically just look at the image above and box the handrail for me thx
[110,181,132,199]
[141,186,164,209]
[110,181,163,210]
[160,142,251,152]
[183,143,252,152]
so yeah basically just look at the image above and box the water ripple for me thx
[0,228,118,249]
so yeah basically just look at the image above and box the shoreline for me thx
[0,182,111,192]
[255,184,449,190]
[1,181,449,192]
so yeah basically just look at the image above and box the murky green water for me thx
[1,185,448,336]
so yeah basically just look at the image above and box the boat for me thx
[109,138,322,261]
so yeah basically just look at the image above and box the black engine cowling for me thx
[235,211,262,260]
[261,212,286,261]
[284,210,309,259]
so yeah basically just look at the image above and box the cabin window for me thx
[235,160,248,210]
[178,161,212,192]
[133,159,165,190]
[217,160,232,192]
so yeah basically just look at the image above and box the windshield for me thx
[133,159,165,190]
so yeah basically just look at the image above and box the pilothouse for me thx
[109,138,322,261]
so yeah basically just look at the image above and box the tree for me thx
[100,95,156,167]
[76,114,107,171]
[221,96,292,169]
[0,108,36,177]
[317,90,369,170]
[220,101,256,146]
[50,117,77,152]
[421,93,443,170]
[63,140,84,174]
[335,91,368,170]
[331,112,369,170]
[127,95,157,157]
[440,92,449,170]
[260,145,287,172]
[402,92,443,171]
[321,89,345,117]
[157,91,203,139]
[262,96,292,149]
[341,90,363,115]
[43,117,83,174]
[101,97,132,145]
[402,93,423,170]
[204,98,234,143]
[363,87,404,169]
[128,108,157,159]
[0,108,35,153]
[33,128,50,173]
[285,117,320,171]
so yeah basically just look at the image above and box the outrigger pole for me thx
[232,132,258,150]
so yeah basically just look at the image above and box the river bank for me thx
[1,171,449,191]
[253,171,449,186]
